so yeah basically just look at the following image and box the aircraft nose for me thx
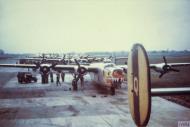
[112,69,124,78]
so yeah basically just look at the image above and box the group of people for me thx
[49,71,85,90]
[49,71,65,86]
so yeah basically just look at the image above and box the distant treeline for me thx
[1,50,190,59]
[147,50,190,58]
[85,50,190,57]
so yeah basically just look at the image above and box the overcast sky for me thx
[0,0,190,53]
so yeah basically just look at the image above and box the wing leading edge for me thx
[0,64,36,68]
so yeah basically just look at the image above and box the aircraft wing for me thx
[168,63,190,67]
[0,63,100,73]
[54,64,99,73]
[87,66,99,73]
[0,64,37,68]
[53,65,76,72]
[150,63,190,69]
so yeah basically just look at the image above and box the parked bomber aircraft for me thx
[17,54,113,65]
[0,48,190,95]
[0,59,126,95]
[18,54,67,64]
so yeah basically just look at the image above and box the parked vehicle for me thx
[17,72,37,84]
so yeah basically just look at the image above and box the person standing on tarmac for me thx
[80,76,84,90]
[56,71,61,86]
[61,71,65,82]
[50,71,54,83]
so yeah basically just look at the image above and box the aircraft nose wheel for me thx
[72,79,78,91]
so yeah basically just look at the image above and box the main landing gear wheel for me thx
[72,79,78,91]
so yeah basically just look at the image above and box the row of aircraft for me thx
[0,52,190,95]
[18,54,113,64]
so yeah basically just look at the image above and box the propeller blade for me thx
[163,56,167,65]
[159,72,165,78]
[74,59,80,67]
[34,61,40,69]
[170,68,180,72]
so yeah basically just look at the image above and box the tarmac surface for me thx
[0,73,190,127]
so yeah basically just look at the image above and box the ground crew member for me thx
[80,75,84,90]
[50,71,54,83]
[56,71,61,86]
[61,71,65,82]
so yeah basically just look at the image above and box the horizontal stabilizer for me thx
[151,87,190,96]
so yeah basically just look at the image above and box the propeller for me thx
[73,59,87,85]
[40,66,50,74]
[159,56,180,78]
[33,58,58,75]
[74,59,87,76]
[163,56,167,65]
